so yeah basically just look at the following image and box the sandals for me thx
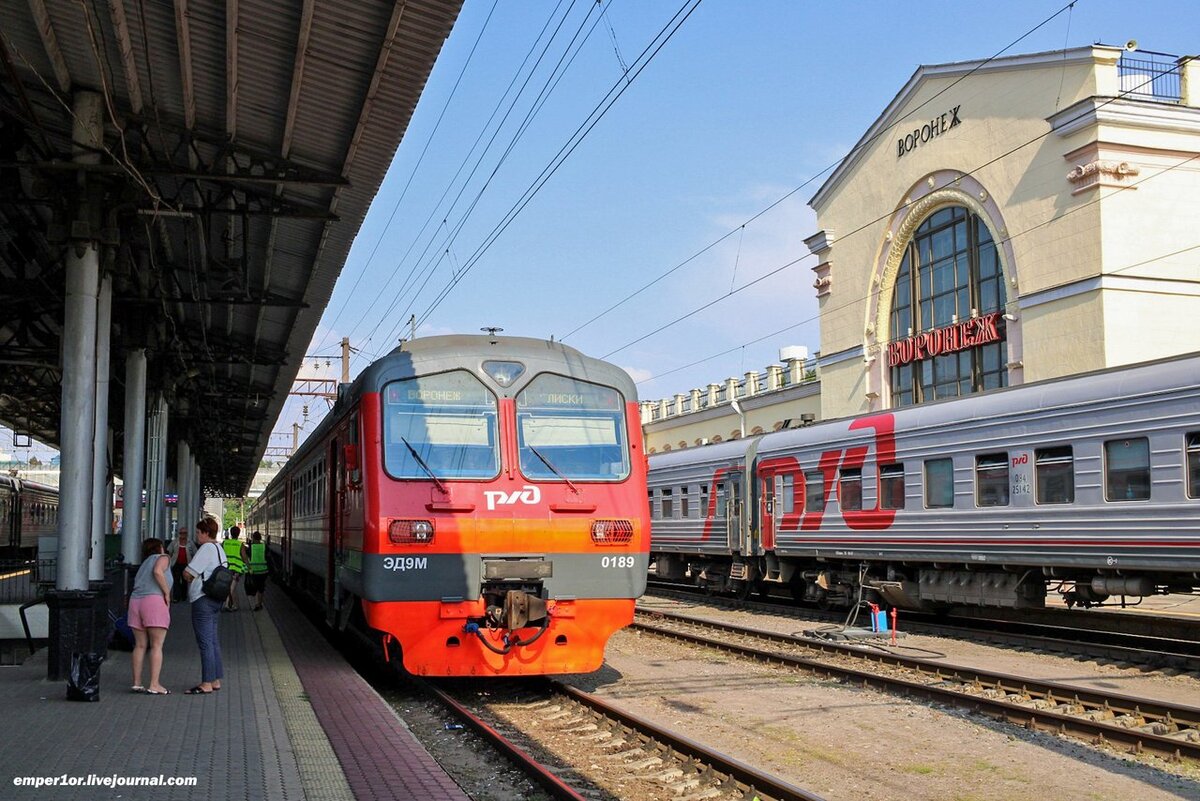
[145,688,171,695]
[130,685,145,693]
[184,686,213,695]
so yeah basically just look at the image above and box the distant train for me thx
[249,335,649,676]
[0,476,59,557]
[648,352,1200,610]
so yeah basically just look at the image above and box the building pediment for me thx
[809,46,1118,212]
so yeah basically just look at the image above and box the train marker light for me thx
[483,360,526,387]
[591,519,633,545]
[389,519,434,544]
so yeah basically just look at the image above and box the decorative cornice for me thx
[1050,96,1200,138]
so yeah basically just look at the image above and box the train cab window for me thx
[517,374,630,481]
[661,489,674,518]
[975,453,1009,507]
[880,463,905,510]
[924,458,955,508]
[1105,438,1150,501]
[382,370,500,480]
[804,470,825,512]
[1187,433,1200,499]
[838,468,863,511]
[680,487,690,518]
[1035,447,1074,504]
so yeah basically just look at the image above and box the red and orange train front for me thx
[354,355,648,676]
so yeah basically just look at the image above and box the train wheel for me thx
[733,581,753,601]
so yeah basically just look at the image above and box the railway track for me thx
[632,608,1200,764]
[421,677,827,801]
[644,584,1200,670]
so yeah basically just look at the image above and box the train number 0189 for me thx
[601,556,636,569]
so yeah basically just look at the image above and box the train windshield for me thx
[382,371,500,480]
[516,374,630,482]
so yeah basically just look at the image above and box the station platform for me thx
[0,587,470,801]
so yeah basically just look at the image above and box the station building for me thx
[642,45,1200,451]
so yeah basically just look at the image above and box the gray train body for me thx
[0,476,59,556]
[648,353,1200,609]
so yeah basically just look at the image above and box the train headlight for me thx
[389,519,434,544]
[590,519,633,545]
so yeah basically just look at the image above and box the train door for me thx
[760,470,776,551]
[725,471,742,552]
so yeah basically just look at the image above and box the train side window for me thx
[1105,438,1150,501]
[661,488,674,518]
[880,463,905,510]
[700,484,710,517]
[924,458,955,508]
[975,452,1009,507]
[804,470,825,512]
[780,474,795,514]
[648,491,658,520]
[680,487,690,518]
[1187,433,1200,500]
[838,468,862,511]
[1035,447,1074,504]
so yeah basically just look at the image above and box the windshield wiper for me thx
[527,445,579,494]
[401,437,448,494]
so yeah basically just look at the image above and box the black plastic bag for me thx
[67,652,103,702]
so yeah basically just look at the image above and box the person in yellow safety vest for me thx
[242,531,269,612]
[221,526,246,611]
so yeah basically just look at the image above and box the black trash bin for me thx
[66,651,103,702]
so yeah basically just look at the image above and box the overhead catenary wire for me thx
[408,0,705,336]
[365,0,612,351]
[630,150,1200,388]
[600,54,1195,364]
[347,0,589,354]
[562,0,1081,342]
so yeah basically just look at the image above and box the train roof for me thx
[355,335,639,401]
[649,350,1200,466]
[760,350,1200,455]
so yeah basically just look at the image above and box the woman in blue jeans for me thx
[183,517,225,695]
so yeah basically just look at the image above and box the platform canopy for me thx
[0,0,462,494]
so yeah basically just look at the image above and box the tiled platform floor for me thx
[0,584,470,801]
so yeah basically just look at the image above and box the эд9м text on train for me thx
[648,352,1200,611]
[249,335,649,677]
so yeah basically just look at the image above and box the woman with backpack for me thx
[182,517,227,695]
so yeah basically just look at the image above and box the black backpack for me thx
[200,543,234,601]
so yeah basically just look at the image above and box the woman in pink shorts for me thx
[128,538,173,694]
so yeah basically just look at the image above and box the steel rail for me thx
[549,680,827,801]
[633,611,1200,763]
[644,584,1200,668]
[415,678,588,801]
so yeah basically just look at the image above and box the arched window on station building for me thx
[888,205,1007,406]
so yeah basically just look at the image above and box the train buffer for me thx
[0,590,469,801]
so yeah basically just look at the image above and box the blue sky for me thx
[294,0,1195,434]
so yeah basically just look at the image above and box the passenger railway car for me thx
[249,335,649,676]
[0,476,59,557]
[648,353,1200,610]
